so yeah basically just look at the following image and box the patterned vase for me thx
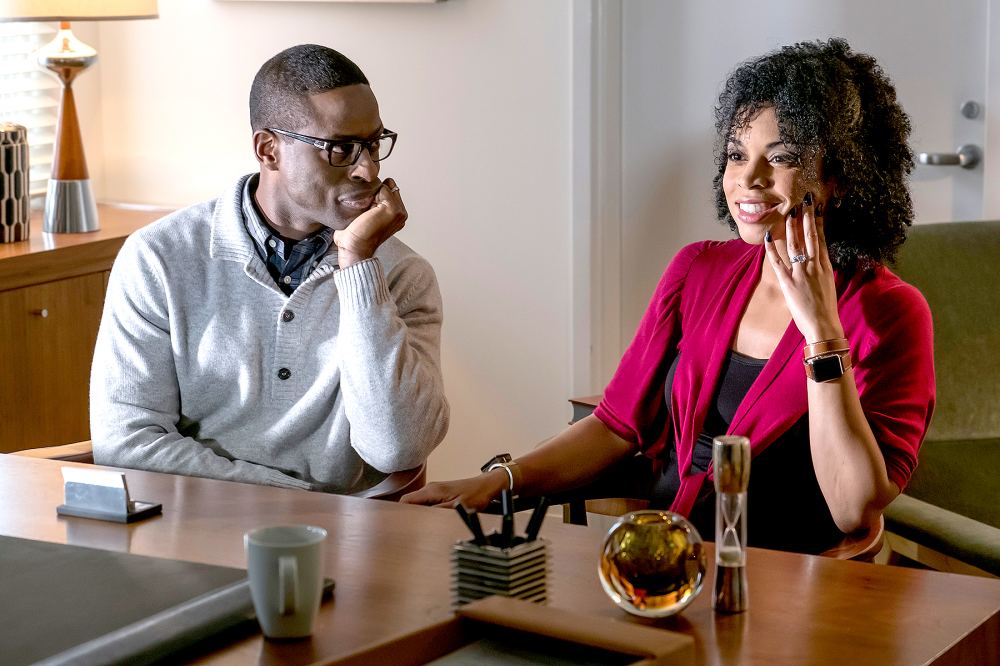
[0,122,30,243]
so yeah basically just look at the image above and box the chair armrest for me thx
[352,465,426,502]
[10,441,94,464]
[885,494,1000,576]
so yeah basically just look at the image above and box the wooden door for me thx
[0,273,106,452]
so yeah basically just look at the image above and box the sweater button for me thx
[277,368,291,380]
[282,310,295,322]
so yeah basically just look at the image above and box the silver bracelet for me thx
[487,461,516,494]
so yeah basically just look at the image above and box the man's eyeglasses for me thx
[266,128,398,167]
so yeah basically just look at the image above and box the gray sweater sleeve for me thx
[90,238,312,490]
[334,255,449,472]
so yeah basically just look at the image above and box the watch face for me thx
[808,354,846,383]
[480,453,512,473]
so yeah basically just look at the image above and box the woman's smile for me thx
[735,199,783,224]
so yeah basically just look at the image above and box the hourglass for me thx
[712,435,750,613]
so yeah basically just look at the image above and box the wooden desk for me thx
[2,455,998,665]
[0,205,167,452]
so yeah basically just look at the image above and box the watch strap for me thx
[803,337,849,360]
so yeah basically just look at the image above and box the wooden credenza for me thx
[0,205,168,452]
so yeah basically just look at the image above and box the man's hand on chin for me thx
[333,177,407,268]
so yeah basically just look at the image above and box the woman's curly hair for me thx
[712,38,914,271]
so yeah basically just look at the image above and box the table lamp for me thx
[0,1,158,233]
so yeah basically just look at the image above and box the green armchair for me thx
[885,220,1000,576]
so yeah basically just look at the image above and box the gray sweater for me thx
[90,175,449,492]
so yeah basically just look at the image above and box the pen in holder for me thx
[712,435,750,613]
[451,498,550,609]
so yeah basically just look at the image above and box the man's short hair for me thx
[249,44,369,133]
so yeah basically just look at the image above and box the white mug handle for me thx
[278,555,298,616]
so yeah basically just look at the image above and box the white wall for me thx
[85,0,575,481]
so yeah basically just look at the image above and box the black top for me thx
[652,351,843,554]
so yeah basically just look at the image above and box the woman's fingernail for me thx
[816,202,825,217]
[803,191,813,206]
[790,206,799,218]
[765,230,772,242]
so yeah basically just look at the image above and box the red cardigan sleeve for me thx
[594,242,713,458]
[849,273,936,491]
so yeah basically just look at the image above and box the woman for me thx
[403,39,935,554]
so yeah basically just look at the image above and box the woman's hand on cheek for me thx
[763,193,845,343]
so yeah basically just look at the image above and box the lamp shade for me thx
[0,1,158,21]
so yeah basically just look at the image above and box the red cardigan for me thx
[594,239,936,517]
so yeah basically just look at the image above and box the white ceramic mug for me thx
[245,524,327,639]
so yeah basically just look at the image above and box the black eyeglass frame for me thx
[266,127,398,167]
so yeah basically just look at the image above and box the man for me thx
[90,44,449,493]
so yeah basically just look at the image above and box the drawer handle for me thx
[32,308,49,318]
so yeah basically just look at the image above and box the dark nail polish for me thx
[815,202,825,217]
[803,192,813,206]
[790,206,799,218]
[765,230,772,242]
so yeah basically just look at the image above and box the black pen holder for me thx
[451,538,549,609]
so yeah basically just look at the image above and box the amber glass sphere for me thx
[599,510,706,618]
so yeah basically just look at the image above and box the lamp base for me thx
[44,179,99,233]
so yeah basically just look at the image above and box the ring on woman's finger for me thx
[789,254,809,264]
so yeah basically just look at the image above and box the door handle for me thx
[917,144,981,169]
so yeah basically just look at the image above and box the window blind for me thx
[0,22,60,199]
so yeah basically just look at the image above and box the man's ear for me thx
[253,130,280,171]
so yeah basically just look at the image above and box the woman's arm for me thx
[401,415,637,509]
[764,195,898,533]
[404,243,702,511]
[805,369,899,532]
